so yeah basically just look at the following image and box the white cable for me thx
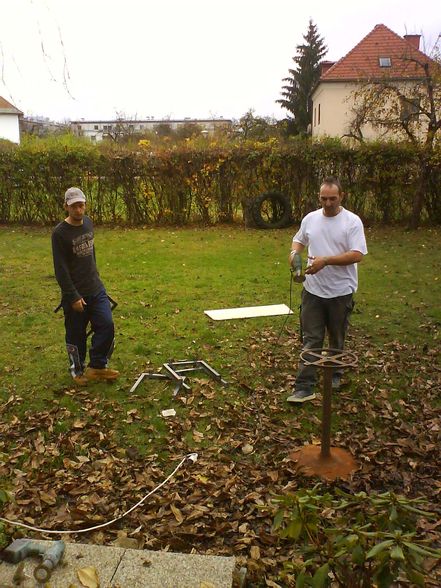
[0,453,198,536]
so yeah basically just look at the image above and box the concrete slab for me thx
[112,548,236,588]
[0,541,124,587]
[0,540,235,587]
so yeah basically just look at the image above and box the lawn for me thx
[0,224,440,585]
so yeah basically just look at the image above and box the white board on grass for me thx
[204,304,293,321]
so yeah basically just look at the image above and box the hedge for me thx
[0,137,439,226]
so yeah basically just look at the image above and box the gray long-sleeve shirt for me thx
[51,216,104,304]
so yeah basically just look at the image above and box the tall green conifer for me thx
[278,20,327,135]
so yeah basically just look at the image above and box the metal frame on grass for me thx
[130,360,228,396]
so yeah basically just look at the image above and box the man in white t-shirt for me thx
[287,176,368,403]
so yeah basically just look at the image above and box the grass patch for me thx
[0,224,440,584]
[0,224,440,423]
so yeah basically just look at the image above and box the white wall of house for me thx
[0,113,20,143]
[311,82,365,139]
[311,81,426,141]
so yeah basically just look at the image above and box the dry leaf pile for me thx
[0,328,440,586]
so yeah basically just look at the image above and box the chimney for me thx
[404,34,420,50]
[320,61,336,76]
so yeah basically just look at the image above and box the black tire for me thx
[251,191,292,229]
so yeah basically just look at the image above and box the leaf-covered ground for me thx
[1,326,440,586]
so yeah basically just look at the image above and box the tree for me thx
[277,20,327,135]
[154,122,173,138]
[103,112,139,143]
[234,109,278,140]
[347,42,441,228]
[175,122,203,140]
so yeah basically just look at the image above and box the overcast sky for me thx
[1,0,439,122]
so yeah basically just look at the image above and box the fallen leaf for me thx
[114,536,139,549]
[170,503,184,524]
[77,566,100,588]
[12,561,27,585]
[73,419,86,429]
[242,443,254,455]
[192,430,204,442]
[250,545,261,560]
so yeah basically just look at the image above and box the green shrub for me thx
[272,485,441,587]
[0,137,439,225]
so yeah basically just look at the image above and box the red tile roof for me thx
[321,24,436,82]
[0,96,22,115]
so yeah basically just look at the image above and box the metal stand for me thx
[290,348,358,481]
[130,360,228,396]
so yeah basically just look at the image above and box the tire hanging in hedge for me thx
[251,191,292,229]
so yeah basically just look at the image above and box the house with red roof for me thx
[0,96,23,143]
[311,24,438,141]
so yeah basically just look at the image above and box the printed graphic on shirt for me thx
[72,232,94,257]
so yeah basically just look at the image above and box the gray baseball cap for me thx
[65,187,86,205]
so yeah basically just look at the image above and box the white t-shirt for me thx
[293,207,368,298]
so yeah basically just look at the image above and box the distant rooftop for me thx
[71,117,232,124]
[0,96,23,115]
[320,24,437,82]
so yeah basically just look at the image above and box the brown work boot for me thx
[84,367,120,381]
[72,374,89,386]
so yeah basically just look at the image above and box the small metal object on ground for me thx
[130,360,228,395]
[290,348,358,481]
[2,538,65,582]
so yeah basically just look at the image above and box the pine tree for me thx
[278,20,327,135]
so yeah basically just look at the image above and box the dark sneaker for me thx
[84,367,120,381]
[332,374,342,390]
[287,390,316,403]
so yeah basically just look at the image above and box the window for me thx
[379,57,391,67]
[400,96,420,121]
[94,125,99,130]
[313,107,316,127]
[318,104,321,125]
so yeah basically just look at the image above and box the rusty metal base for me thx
[290,445,358,481]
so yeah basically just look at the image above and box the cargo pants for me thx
[295,289,354,392]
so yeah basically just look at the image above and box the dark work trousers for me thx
[63,289,114,376]
[295,289,354,392]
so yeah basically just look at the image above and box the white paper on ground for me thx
[204,304,293,321]
[161,409,176,417]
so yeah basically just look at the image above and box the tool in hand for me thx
[2,538,65,582]
[289,250,305,282]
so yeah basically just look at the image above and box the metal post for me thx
[291,348,358,480]
[321,367,333,458]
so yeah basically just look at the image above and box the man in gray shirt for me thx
[52,187,119,385]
